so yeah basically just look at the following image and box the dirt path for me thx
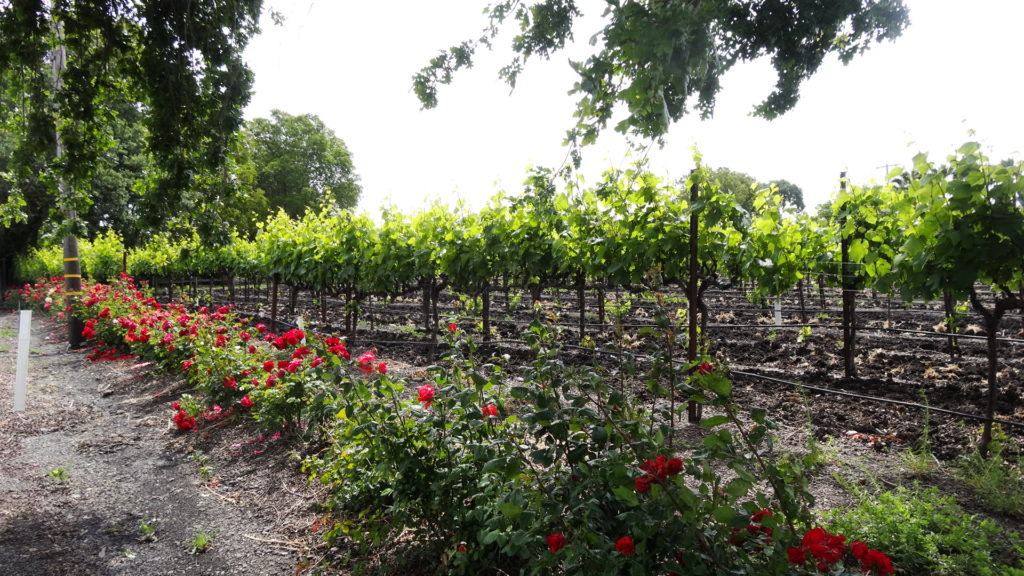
[0,312,324,576]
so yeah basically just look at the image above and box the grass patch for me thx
[826,483,1024,575]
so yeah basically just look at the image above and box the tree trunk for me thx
[943,290,960,360]
[227,275,236,304]
[577,275,586,340]
[797,278,807,324]
[980,321,1000,457]
[350,291,359,338]
[818,277,827,311]
[482,284,491,342]
[597,284,606,332]
[422,279,432,335]
[687,180,702,423]
[270,275,279,331]
[344,284,353,335]
[969,288,1016,457]
[289,285,299,317]
[840,201,857,379]
[320,290,328,325]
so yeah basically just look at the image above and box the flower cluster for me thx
[787,528,893,575]
[418,385,435,408]
[635,454,683,493]
[731,509,774,548]
[173,409,196,431]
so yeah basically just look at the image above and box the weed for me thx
[797,325,812,344]
[901,390,938,478]
[954,425,1024,516]
[0,327,14,338]
[187,528,214,554]
[827,483,1024,575]
[139,518,157,542]
[189,450,214,481]
[47,467,69,482]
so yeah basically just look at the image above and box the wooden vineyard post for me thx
[797,278,808,323]
[482,283,492,342]
[422,278,431,335]
[270,275,279,331]
[839,172,858,378]
[577,275,586,340]
[943,290,960,360]
[320,290,327,324]
[686,179,702,423]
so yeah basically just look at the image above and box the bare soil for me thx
[2,285,1022,575]
[0,312,326,576]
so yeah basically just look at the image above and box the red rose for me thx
[481,404,498,417]
[786,547,806,564]
[546,533,565,553]
[448,323,458,332]
[240,395,253,408]
[418,385,435,407]
[173,409,196,431]
[262,360,275,372]
[697,362,714,375]
[861,549,894,575]
[615,536,634,556]
[377,362,387,374]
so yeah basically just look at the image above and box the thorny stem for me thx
[724,403,799,536]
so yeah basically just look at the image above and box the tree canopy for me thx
[415,0,909,148]
[0,2,262,217]
[0,0,264,285]
[241,110,361,219]
[708,167,804,213]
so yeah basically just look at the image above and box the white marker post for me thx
[13,310,31,412]
[774,296,783,327]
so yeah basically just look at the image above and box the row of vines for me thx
[13,144,1024,454]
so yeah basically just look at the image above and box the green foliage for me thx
[0,0,263,264]
[47,466,70,482]
[187,528,214,554]
[827,484,1024,575]
[415,1,908,144]
[954,426,1024,517]
[307,320,828,575]
[242,110,361,218]
[895,143,1024,301]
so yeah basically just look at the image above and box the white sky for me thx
[243,1,1024,214]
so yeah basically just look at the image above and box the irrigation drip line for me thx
[241,312,1022,429]
[728,368,1024,430]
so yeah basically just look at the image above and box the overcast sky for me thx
[243,1,1024,214]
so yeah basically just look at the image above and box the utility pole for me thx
[49,2,84,348]
[876,163,899,182]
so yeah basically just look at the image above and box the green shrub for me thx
[826,484,1024,575]
[954,426,1024,517]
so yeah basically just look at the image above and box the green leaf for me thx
[750,407,767,425]
[700,415,730,428]
[712,506,736,523]
[498,502,522,520]
[704,373,732,397]
[612,485,640,506]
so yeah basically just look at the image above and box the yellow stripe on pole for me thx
[64,274,81,278]
[65,291,84,296]
[63,257,79,262]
